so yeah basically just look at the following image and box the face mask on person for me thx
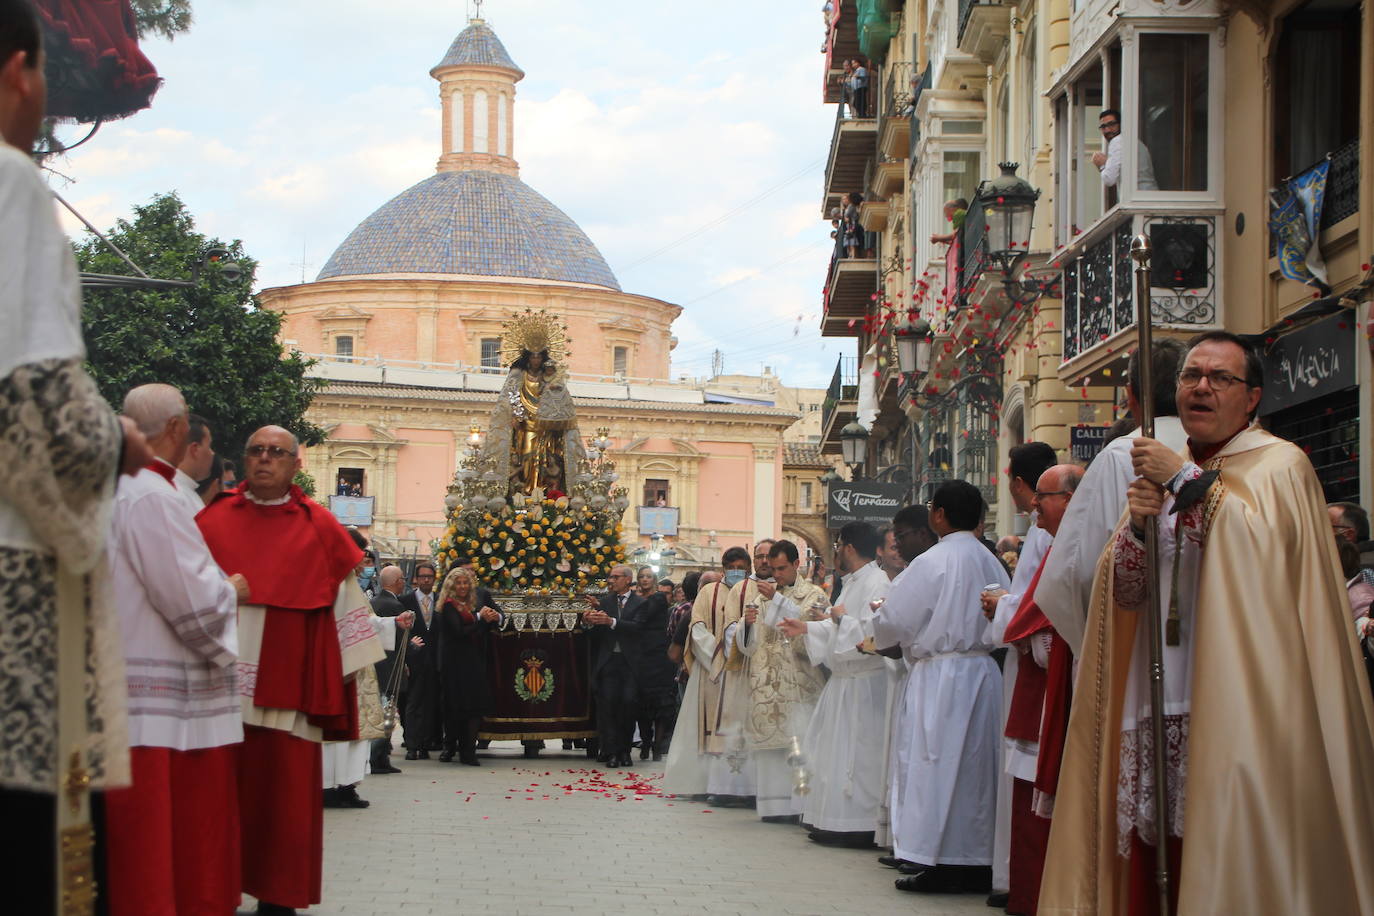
[360,566,376,582]
[722,569,748,587]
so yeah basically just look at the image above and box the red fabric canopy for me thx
[36,0,161,122]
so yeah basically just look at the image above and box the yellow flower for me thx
[447,549,457,559]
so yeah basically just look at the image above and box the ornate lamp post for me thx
[893,316,933,377]
[839,420,870,474]
[977,162,1040,275]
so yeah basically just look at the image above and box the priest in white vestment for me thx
[663,566,723,796]
[980,442,1056,901]
[736,540,828,820]
[1036,340,1188,655]
[780,521,893,842]
[874,481,1010,895]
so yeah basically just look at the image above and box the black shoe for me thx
[606,758,621,768]
[404,750,420,761]
[460,756,481,766]
[897,862,925,875]
[337,785,370,809]
[618,752,634,767]
[322,788,345,809]
[878,855,913,869]
[373,763,401,775]
[895,865,990,894]
[986,892,1010,908]
[256,903,297,915]
[651,751,663,762]
[418,749,431,759]
[639,745,650,760]
[438,751,455,763]
[562,739,574,750]
[761,814,801,825]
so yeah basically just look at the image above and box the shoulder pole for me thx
[1130,233,1172,916]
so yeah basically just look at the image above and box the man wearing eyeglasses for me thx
[1092,108,1157,193]
[198,425,386,915]
[1041,331,1374,914]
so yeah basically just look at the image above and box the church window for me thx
[799,482,813,510]
[497,93,508,156]
[480,337,501,372]
[451,92,465,153]
[335,335,354,359]
[473,90,489,153]
[613,346,628,377]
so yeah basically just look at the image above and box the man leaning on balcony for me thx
[1092,109,1157,192]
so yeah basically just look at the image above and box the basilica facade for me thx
[259,18,824,571]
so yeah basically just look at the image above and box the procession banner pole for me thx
[1130,233,1172,916]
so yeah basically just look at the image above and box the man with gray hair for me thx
[102,382,250,915]
[584,563,645,767]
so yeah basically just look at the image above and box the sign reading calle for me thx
[1258,311,1356,416]
[1070,425,1113,463]
[827,480,907,527]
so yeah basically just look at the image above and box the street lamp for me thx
[839,420,870,471]
[976,162,1040,275]
[893,316,933,376]
[467,424,484,450]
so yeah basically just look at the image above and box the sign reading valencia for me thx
[826,480,906,528]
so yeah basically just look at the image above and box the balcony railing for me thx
[1323,139,1360,229]
[909,63,932,162]
[822,355,860,439]
[881,60,913,122]
[957,0,986,45]
[1060,211,1219,364]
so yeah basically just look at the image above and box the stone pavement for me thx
[297,741,989,915]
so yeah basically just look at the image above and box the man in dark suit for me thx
[629,566,678,760]
[400,562,441,759]
[369,566,407,774]
[584,564,644,768]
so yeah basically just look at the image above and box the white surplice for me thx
[173,466,207,520]
[1036,417,1186,655]
[661,619,713,796]
[323,613,397,788]
[799,560,894,833]
[108,466,240,751]
[988,521,1051,893]
[874,530,1011,867]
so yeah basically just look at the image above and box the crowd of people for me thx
[6,2,1374,913]
[662,332,1374,914]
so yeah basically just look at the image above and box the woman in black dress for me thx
[435,567,501,764]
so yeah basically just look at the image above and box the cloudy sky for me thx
[52,0,844,388]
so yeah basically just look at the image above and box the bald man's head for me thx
[122,383,189,465]
[379,565,404,595]
[1034,464,1085,537]
[244,425,302,500]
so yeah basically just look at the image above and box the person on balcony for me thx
[930,198,969,246]
[844,192,864,259]
[1093,108,1157,193]
[851,58,869,117]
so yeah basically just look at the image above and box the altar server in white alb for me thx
[1035,340,1187,655]
[779,521,893,845]
[101,384,248,916]
[874,480,1010,896]
[736,539,828,821]
[980,441,1056,902]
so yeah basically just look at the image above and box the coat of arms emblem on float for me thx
[513,649,555,703]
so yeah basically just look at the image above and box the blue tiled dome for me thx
[431,21,524,78]
[316,170,621,290]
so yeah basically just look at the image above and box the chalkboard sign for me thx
[1258,311,1356,417]
[1070,425,1112,463]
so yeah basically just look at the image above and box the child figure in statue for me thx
[487,348,578,495]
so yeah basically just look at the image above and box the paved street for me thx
[294,741,988,915]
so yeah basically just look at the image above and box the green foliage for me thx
[128,0,194,41]
[293,469,317,498]
[76,192,324,461]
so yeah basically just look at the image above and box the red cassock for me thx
[198,485,362,910]
[1002,552,1056,916]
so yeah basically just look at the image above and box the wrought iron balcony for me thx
[821,252,878,337]
[1060,211,1219,366]
[1323,139,1360,229]
[823,98,879,213]
[821,355,860,451]
[879,60,913,160]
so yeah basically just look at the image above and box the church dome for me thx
[316,170,621,290]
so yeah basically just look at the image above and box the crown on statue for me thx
[499,308,572,373]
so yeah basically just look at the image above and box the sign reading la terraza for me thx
[827,480,906,527]
[1258,311,1355,417]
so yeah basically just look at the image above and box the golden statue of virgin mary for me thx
[481,310,584,495]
